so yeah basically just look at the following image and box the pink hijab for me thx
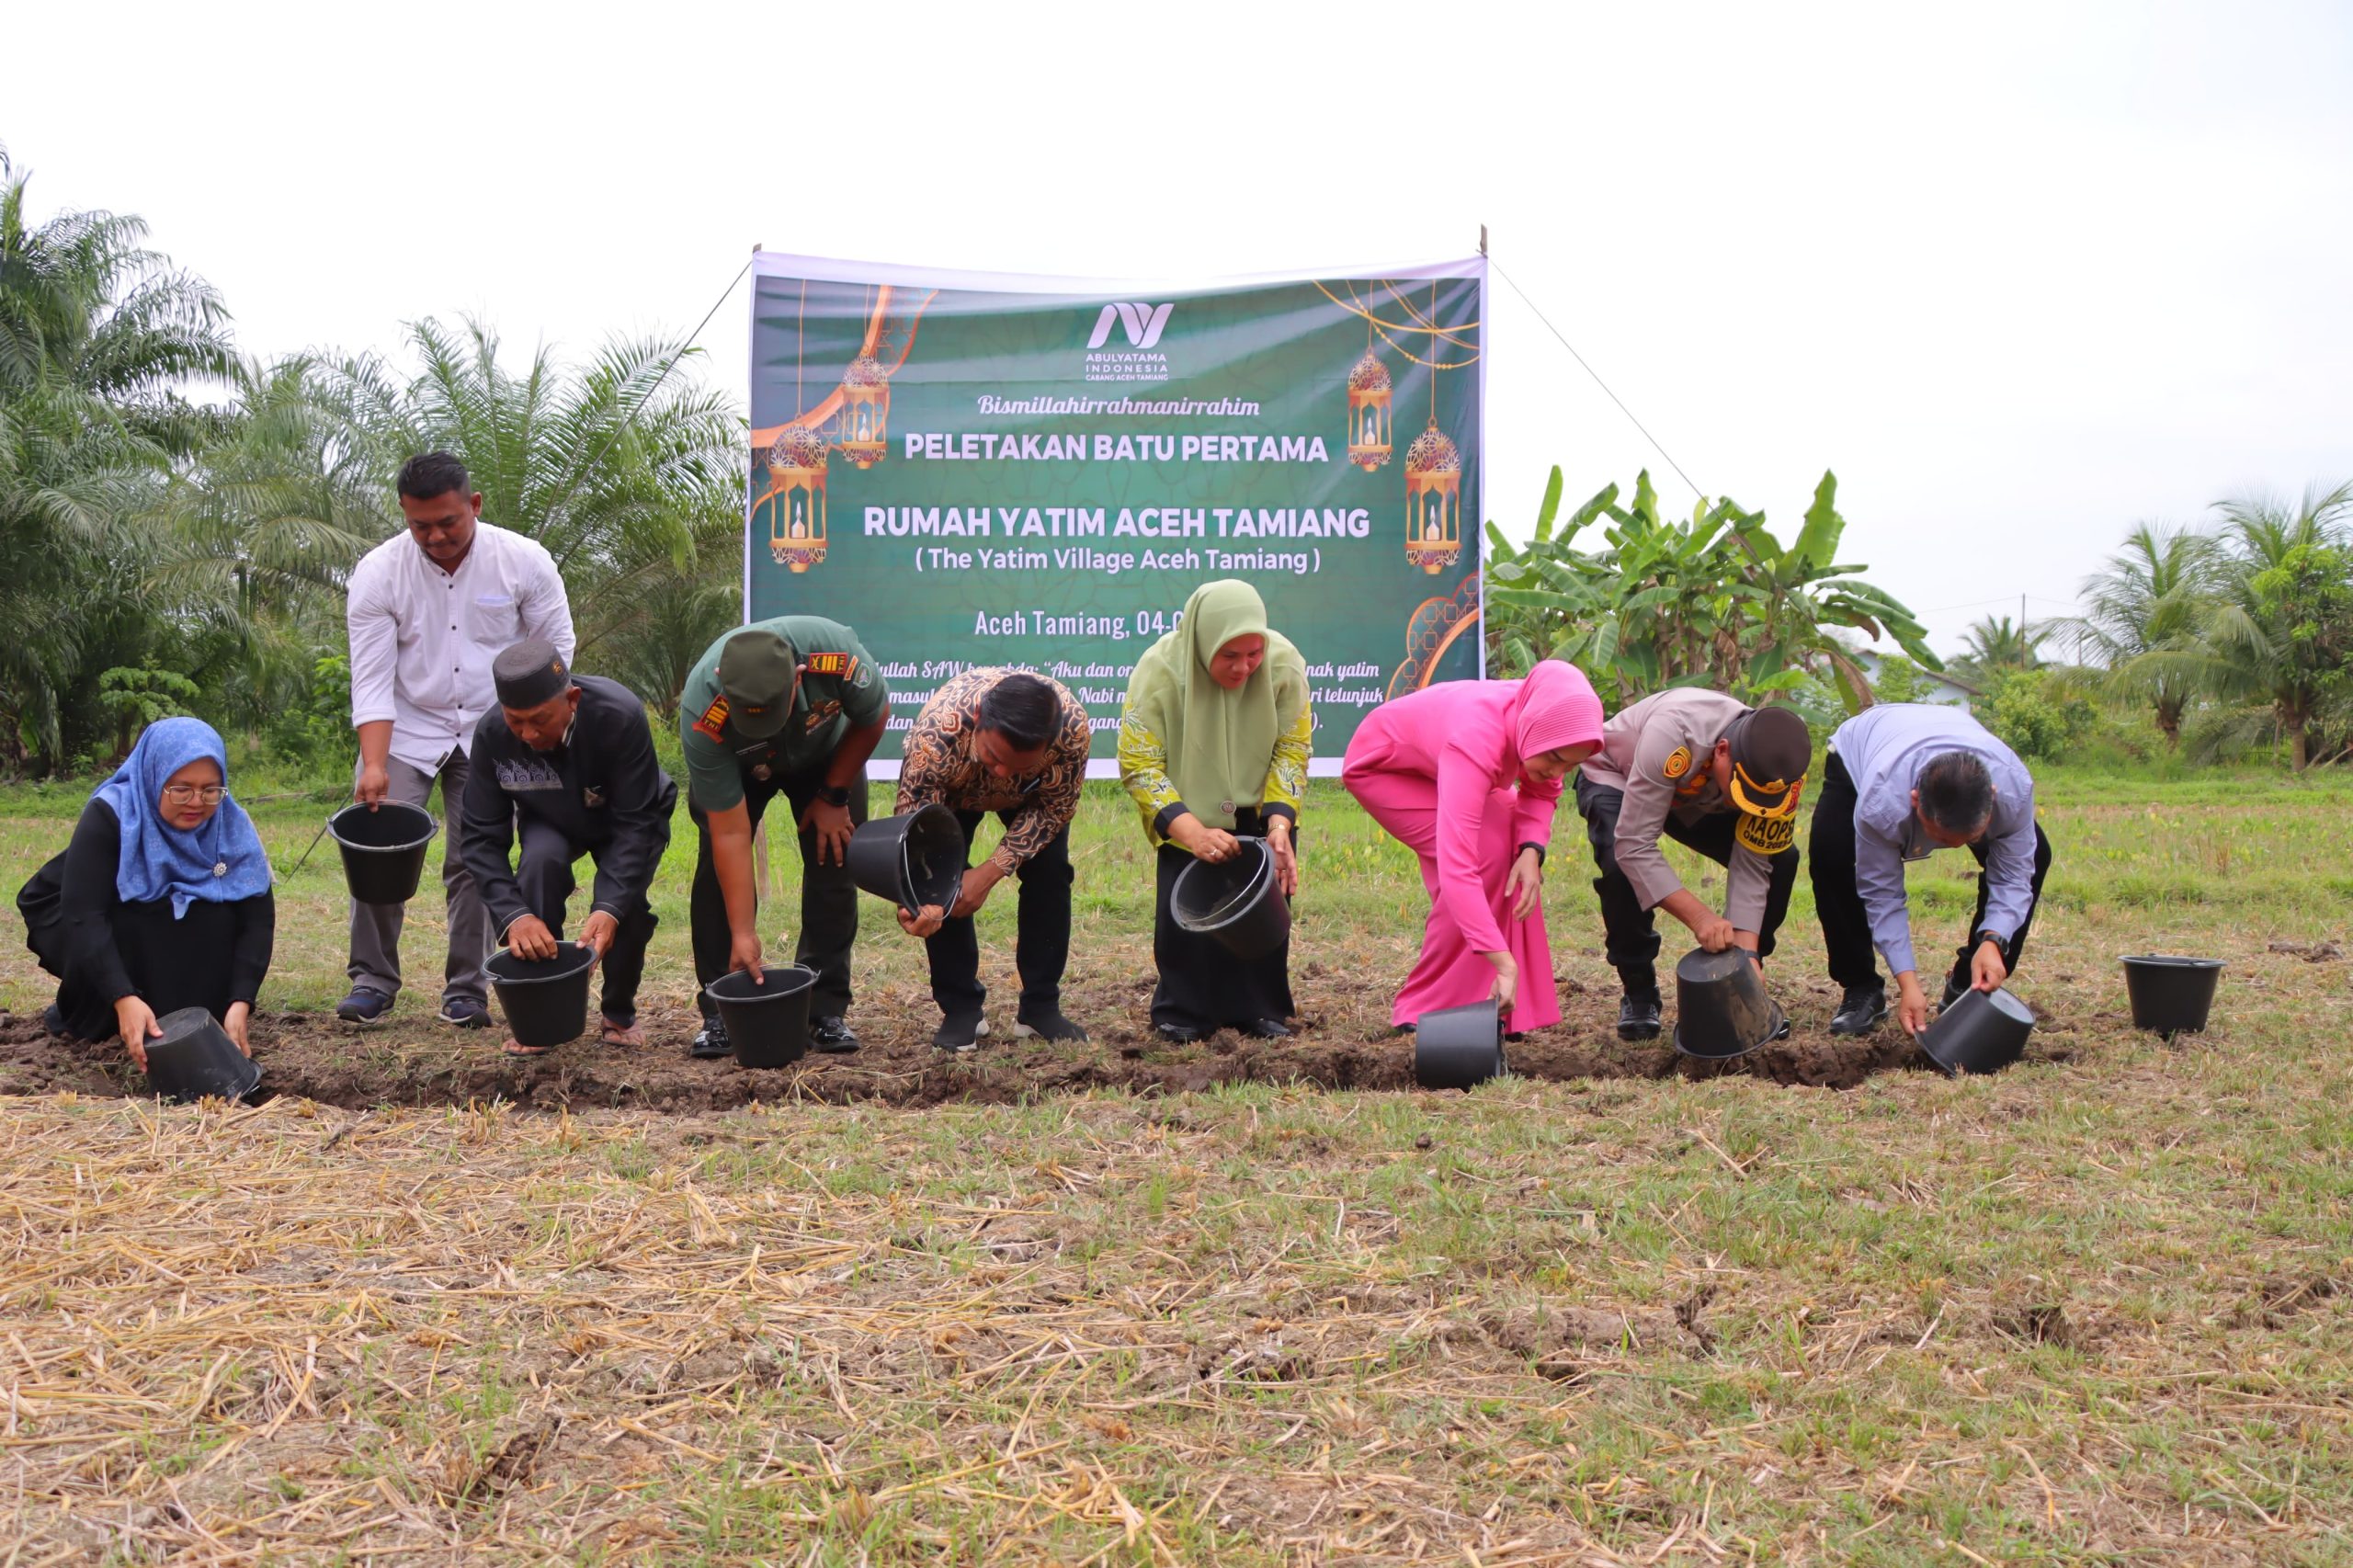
[1513,660,1605,762]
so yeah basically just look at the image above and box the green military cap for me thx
[717,629,799,739]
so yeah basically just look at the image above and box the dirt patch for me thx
[0,971,2040,1111]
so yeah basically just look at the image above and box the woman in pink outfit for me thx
[1342,661,1606,1032]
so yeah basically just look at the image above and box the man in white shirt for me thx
[337,452,575,1027]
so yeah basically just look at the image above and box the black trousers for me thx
[924,810,1072,1021]
[516,816,657,1026]
[1575,776,1797,995]
[1151,809,1295,1031]
[689,765,869,1020]
[1809,750,2054,992]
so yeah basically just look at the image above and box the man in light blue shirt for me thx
[1808,704,2053,1036]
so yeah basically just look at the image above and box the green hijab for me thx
[1128,579,1310,829]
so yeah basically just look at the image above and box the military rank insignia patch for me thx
[691,696,729,741]
[1736,812,1797,856]
[1663,745,1693,780]
[803,652,851,676]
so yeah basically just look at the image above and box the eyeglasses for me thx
[161,785,227,805]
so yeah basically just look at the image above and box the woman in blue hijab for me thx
[17,718,277,1065]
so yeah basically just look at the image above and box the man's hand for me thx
[506,914,560,961]
[897,903,947,938]
[949,865,998,920]
[113,995,162,1070]
[1483,949,1519,1014]
[1504,846,1543,921]
[1970,937,2008,994]
[800,798,854,866]
[1686,912,1736,952]
[1894,972,1929,1036]
[222,1001,252,1057]
[355,758,391,809]
[1171,814,1239,862]
[728,930,765,984]
[1267,819,1299,898]
[578,910,620,962]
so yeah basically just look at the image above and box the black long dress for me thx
[17,800,276,1042]
[1151,806,1296,1034]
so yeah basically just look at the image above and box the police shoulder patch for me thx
[804,652,851,676]
[1662,745,1692,780]
[1736,812,1797,856]
[691,695,729,742]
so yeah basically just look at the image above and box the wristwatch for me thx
[816,785,851,808]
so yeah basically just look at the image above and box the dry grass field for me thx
[0,770,2347,1563]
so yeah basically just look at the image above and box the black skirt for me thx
[1151,819,1295,1033]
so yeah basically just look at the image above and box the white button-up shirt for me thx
[347,521,575,775]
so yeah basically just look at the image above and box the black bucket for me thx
[1671,947,1789,1060]
[2121,955,2224,1037]
[143,1006,263,1105]
[1917,985,2036,1075]
[486,942,596,1050]
[1414,999,1507,1089]
[1171,838,1291,961]
[705,965,818,1069]
[847,805,965,913]
[327,802,438,905]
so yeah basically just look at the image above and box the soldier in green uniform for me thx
[679,618,889,1059]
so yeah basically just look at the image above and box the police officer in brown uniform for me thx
[1574,694,1812,1040]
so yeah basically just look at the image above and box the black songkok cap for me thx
[493,638,572,710]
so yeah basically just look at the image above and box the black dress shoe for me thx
[689,1018,733,1059]
[810,1014,860,1053]
[1828,985,1887,1036]
[1616,991,1664,1042]
[1013,1009,1090,1042]
[932,1012,990,1052]
[1939,974,1970,1012]
[1239,1017,1292,1039]
[1154,1021,1203,1044]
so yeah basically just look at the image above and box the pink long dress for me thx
[1341,662,1606,1031]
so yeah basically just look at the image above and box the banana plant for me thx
[1485,467,1940,713]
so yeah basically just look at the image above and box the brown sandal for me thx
[599,1017,645,1048]
[502,1038,554,1058]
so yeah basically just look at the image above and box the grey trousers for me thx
[346,751,494,1006]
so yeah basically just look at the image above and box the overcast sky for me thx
[13,0,2349,656]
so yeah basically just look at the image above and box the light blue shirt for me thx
[1830,704,2038,979]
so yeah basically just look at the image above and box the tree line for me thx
[0,146,743,778]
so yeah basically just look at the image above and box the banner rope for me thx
[1491,258,1707,504]
[554,254,756,525]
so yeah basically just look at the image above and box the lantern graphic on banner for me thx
[765,425,829,573]
[1345,350,1392,471]
[837,353,891,469]
[1403,420,1461,574]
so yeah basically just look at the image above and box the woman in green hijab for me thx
[1119,579,1313,1042]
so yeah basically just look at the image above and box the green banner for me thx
[745,254,1485,771]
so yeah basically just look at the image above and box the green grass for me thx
[4,764,2347,1020]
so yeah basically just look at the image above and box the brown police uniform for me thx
[1574,689,1808,999]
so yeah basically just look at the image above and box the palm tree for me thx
[2177,482,2353,769]
[326,318,744,696]
[1954,615,2048,677]
[2056,523,2213,746]
[144,355,386,735]
[0,143,234,771]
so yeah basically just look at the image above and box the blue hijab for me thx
[91,718,274,917]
